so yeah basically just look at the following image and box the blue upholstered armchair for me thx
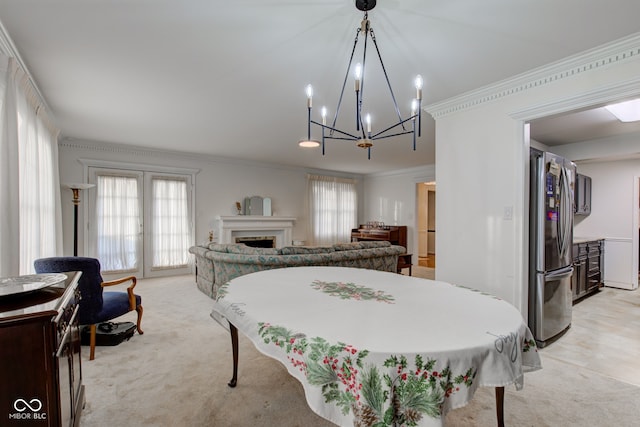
[34,257,144,360]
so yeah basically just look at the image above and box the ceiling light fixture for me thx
[604,98,640,122]
[298,0,423,159]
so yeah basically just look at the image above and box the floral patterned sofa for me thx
[188,241,406,299]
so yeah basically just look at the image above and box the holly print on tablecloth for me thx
[258,322,476,426]
[310,280,395,303]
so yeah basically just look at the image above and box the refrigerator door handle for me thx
[545,266,574,280]
[558,167,572,260]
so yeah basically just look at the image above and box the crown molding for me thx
[59,137,365,179]
[425,32,640,119]
[0,17,51,113]
[510,76,640,121]
[365,164,435,180]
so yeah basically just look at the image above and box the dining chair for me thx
[34,256,144,360]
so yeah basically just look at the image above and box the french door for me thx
[87,167,193,278]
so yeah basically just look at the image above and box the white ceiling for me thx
[1,1,640,174]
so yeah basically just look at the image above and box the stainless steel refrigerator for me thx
[529,149,575,347]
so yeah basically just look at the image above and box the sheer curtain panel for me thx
[307,174,357,246]
[0,54,61,276]
[151,177,190,268]
[96,175,141,272]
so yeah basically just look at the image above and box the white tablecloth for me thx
[211,266,541,426]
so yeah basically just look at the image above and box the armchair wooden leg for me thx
[89,324,97,361]
[135,305,144,335]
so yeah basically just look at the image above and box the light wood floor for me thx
[541,286,640,387]
[418,254,435,268]
[410,265,640,387]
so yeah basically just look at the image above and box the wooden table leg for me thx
[495,386,505,427]
[228,322,239,388]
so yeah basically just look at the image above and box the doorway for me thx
[417,182,436,269]
[87,167,194,278]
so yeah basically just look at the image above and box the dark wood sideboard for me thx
[351,225,412,274]
[1,271,84,427]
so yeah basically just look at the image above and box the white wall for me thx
[363,165,435,258]
[58,139,364,260]
[425,34,640,315]
[569,158,640,289]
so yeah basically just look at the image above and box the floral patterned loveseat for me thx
[188,241,406,299]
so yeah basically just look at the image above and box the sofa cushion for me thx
[333,241,391,251]
[278,246,335,255]
[226,244,279,255]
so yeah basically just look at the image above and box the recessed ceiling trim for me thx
[605,99,640,122]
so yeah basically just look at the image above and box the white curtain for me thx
[307,174,357,246]
[0,54,62,276]
[151,177,190,268]
[96,175,140,272]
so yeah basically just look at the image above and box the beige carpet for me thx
[79,274,640,426]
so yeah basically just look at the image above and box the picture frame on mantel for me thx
[263,197,272,216]
[242,196,272,216]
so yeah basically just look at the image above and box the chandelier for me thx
[299,0,423,159]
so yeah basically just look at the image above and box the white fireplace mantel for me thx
[216,215,296,248]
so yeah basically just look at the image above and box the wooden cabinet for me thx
[351,225,407,249]
[572,239,603,302]
[351,225,410,273]
[1,272,84,427]
[575,174,592,216]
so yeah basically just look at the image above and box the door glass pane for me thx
[151,177,190,268]
[96,175,140,271]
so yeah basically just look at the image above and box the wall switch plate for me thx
[504,206,513,220]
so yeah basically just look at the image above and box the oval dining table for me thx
[210,266,542,427]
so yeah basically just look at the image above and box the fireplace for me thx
[216,216,296,249]
[235,235,276,248]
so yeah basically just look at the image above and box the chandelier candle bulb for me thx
[306,84,313,108]
[415,75,423,100]
[366,114,371,133]
[354,63,362,92]
[321,107,327,125]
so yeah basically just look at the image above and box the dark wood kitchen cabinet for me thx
[572,239,603,302]
[1,271,84,426]
[575,174,592,215]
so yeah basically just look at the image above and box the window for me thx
[307,174,357,245]
[95,173,141,272]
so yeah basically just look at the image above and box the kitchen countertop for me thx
[573,236,604,244]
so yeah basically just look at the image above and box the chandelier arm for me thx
[369,130,415,140]
[370,28,406,131]
[310,120,360,140]
[323,136,360,142]
[370,114,417,139]
[331,28,361,136]
[413,118,417,150]
[358,24,370,139]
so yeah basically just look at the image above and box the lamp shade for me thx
[64,183,95,190]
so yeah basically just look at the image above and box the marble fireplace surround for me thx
[216,215,296,249]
